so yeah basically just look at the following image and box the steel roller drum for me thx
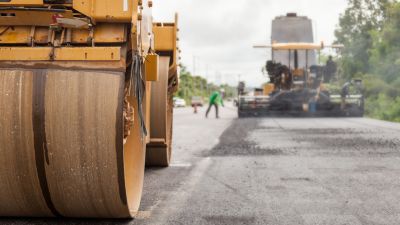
[0,68,145,218]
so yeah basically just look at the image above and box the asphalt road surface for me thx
[3,105,400,225]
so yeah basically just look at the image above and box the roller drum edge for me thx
[146,57,173,167]
[0,68,145,218]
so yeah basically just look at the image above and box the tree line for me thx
[175,66,236,104]
[335,0,400,122]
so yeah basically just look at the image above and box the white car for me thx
[174,98,186,107]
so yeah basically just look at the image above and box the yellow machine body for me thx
[0,0,136,23]
[145,53,160,81]
[271,42,324,50]
[0,24,128,44]
[146,14,179,167]
[0,47,121,61]
[73,0,135,23]
[263,83,275,95]
[0,0,152,58]
[153,13,180,77]
[0,0,43,6]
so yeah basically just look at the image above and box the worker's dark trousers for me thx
[206,103,219,118]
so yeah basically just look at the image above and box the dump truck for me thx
[0,0,178,218]
[238,13,364,117]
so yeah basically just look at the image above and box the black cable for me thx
[131,53,147,137]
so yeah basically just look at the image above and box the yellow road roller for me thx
[0,0,178,218]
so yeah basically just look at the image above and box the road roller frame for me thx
[146,14,180,167]
[0,0,166,219]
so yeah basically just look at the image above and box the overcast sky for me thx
[153,0,348,87]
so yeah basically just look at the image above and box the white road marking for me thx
[170,162,192,167]
[150,157,212,225]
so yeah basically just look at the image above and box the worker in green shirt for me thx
[206,90,224,118]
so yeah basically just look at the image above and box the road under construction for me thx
[0,2,399,225]
[2,106,400,225]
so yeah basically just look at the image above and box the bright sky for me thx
[153,0,348,87]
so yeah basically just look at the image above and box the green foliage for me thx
[175,65,236,104]
[366,94,400,122]
[335,0,400,122]
[362,74,399,97]
[335,0,389,76]
[324,83,342,95]
[219,84,237,100]
[369,2,400,83]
